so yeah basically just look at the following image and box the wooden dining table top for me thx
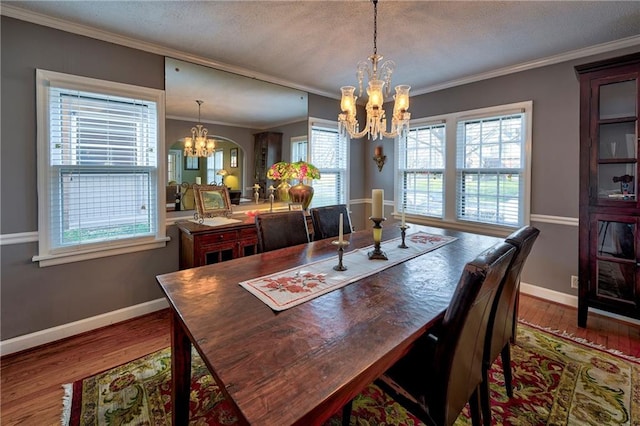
[156,224,502,425]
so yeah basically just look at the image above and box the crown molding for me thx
[0,4,337,99]
[411,35,640,96]
[3,4,639,100]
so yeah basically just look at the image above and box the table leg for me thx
[172,310,192,425]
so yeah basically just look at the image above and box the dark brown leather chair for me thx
[480,226,539,425]
[310,204,352,241]
[372,241,516,426]
[255,210,309,253]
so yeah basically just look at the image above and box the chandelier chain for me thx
[373,0,378,55]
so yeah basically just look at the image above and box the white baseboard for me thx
[520,282,640,326]
[0,298,168,356]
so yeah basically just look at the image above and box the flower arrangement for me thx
[266,161,320,182]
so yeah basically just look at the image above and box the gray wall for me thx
[2,15,639,342]
[1,17,177,340]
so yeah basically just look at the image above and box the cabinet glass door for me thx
[593,218,638,304]
[595,78,638,203]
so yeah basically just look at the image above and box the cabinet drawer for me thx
[199,230,238,244]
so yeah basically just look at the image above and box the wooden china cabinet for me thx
[254,132,282,199]
[576,52,640,327]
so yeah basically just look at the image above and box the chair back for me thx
[310,204,352,241]
[486,226,540,364]
[255,210,310,252]
[432,241,516,425]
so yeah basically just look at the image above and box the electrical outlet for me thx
[571,275,579,289]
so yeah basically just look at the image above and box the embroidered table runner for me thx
[239,231,457,311]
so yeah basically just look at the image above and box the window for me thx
[456,114,525,226]
[34,70,167,266]
[291,136,308,162]
[399,122,446,218]
[167,149,182,183]
[309,119,348,208]
[396,101,532,232]
[207,151,224,184]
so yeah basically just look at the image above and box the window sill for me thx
[32,237,171,267]
[392,212,519,238]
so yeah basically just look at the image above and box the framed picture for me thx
[289,203,303,211]
[185,156,199,170]
[193,184,232,219]
[230,148,238,168]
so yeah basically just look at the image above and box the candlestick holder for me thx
[331,240,350,271]
[398,224,410,248]
[368,217,388,260]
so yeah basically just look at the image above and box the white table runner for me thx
[239,231,457,311]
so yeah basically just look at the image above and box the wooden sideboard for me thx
[176,214,314,269]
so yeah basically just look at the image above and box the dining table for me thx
[155,224,502,425]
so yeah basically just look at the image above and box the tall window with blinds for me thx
[309,120,348,208]
[35,70,166,266]
[456,113,525,226]
[398,123,446,218]
[207,151,224,184]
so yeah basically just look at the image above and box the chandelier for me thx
[338,0,410,140]
[184,100,215,157]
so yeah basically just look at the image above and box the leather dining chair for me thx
[480,226,539,425]
[367,241,516,426]
[310,204,353,241]
[255,210,310,253]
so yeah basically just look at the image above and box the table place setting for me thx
[239,230,457,311]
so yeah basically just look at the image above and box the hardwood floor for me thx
[1,294,639,426]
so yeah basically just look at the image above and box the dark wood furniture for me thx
[156,226,501,425]
[311,204,353,241]
[481,226,539,425]
[176,213,315,269]
[376,241,515,426]
[176,218,259,269]
[255,210,309,252]
[576,53,640,327]
[254,131,282,199]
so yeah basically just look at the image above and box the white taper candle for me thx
[338,213,344,243]
[372,189,384,218]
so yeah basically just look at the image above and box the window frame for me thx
[291,135,308,163]
[33,69,167,267]
[395,101,532,236]
[308,118,349,208]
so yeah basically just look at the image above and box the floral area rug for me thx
[62,324,639,425]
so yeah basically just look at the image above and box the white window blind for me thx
[456,113,525,226]
[398,123,446,218]
[35,69,166,266]
[309,120,348,208]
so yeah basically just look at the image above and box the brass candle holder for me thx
[398,224,410,248]
[331,240,350,271]
[368,217,388,260]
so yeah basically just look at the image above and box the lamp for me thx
[339,0,410,141]
[184,100,216,157]
[217,169,228,186]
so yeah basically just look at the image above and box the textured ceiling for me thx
[3,1,640,127]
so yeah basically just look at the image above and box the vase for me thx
[288,182,314,210]
[277,181,291,202]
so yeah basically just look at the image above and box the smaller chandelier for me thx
[339,0,410,140]
[184,100,215,157]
